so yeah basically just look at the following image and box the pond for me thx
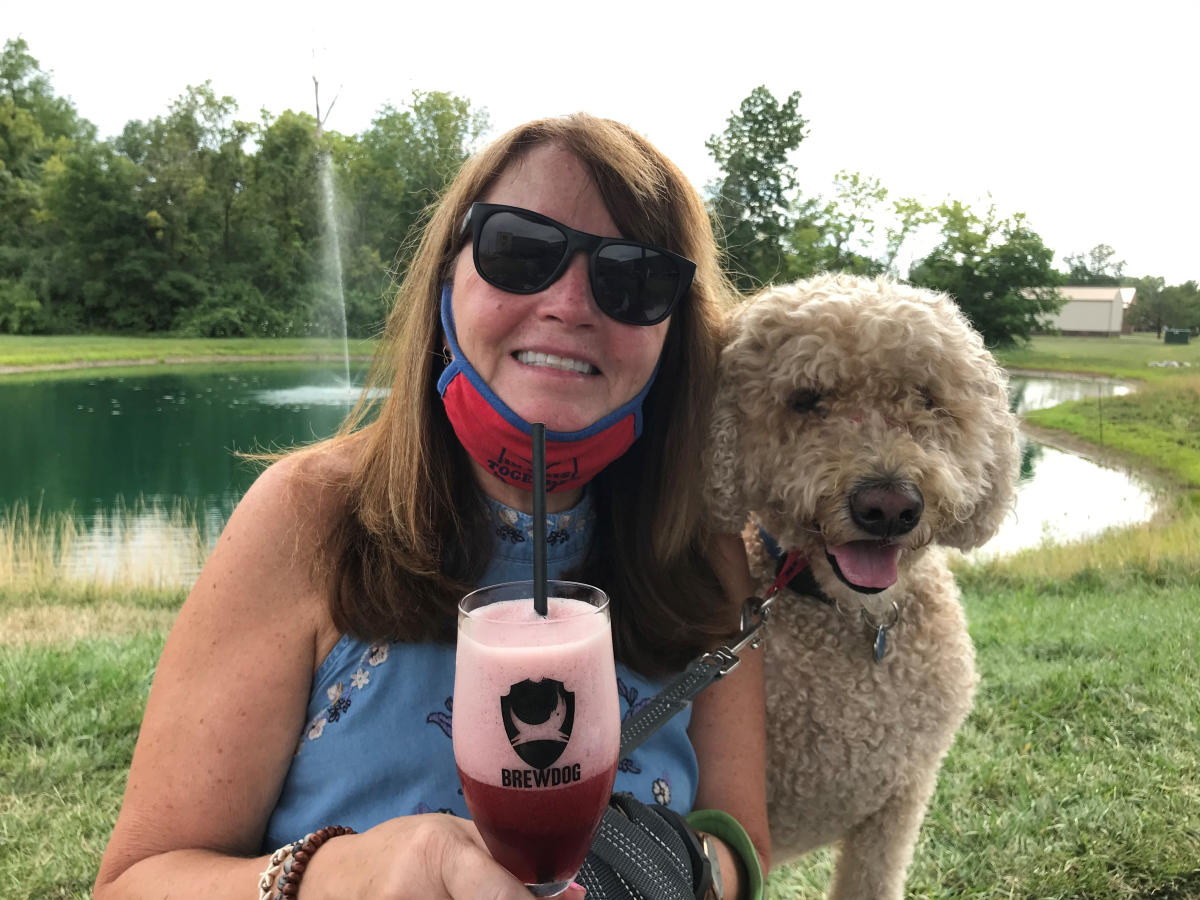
[0,366,1160,584]
[987,372,1159,558]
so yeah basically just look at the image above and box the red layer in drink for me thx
[458,764,617,885]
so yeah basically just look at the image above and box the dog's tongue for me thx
[828,541,901,589]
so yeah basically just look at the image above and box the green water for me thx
[1,365,364,518]
[0,367,1157,581]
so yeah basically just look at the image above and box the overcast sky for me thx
[6,0,1198,284]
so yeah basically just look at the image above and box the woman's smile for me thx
[512,350,600,376]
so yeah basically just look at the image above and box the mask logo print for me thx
[501,678,575,769]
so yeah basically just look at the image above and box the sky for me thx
[6,0,1199,285]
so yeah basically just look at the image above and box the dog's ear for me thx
[704,364,749,533]
[942,403,1022,551]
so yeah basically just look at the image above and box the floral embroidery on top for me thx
[490,498,594,546]
[617,677,652,775]
[652,776,671,806]
[426,696,453,739]
[299,641,391,752]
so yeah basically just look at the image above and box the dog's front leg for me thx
[827,772,938,900]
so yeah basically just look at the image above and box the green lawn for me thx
[994,332,1199,382]
[768,573,1200,899]
[0,334,376,369]
[3,569,1196,899]
[1025,379,1200,489]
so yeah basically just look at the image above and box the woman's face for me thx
[450,144,671,433]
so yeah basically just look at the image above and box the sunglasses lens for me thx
[594,244,681,325]
[476,211,566,292]
[469,204,688,325]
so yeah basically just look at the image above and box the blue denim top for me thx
[262,491,698,849]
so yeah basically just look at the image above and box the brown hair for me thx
[319,114,735,677]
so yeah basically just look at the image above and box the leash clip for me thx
[705,593,776,678]
[730,594,774,656]
[700,645,741,676]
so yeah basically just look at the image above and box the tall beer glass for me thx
[454,580,619,897]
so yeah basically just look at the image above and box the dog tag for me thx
[872,625,889,663]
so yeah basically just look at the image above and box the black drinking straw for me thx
[532,423,548,617]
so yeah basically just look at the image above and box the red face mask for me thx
[437,284,658,493]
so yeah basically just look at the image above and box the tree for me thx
[38,141,171,330]
[784,172,931,280]
[909,201,1063,346]
[0,38,94,148]
[1159,281,1200,331]
[2,38,491,337]
[786,172,883,278]
[706,87,808,289]
[0,38,96,333]
[1063,243,1126,285]
[338,91,488,333]
[1123,275,1166,333]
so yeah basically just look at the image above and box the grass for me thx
[3,559,1196,899]
[994,332,1199,383]
[0,631,168,899]
[0,334,376,369]
[0,500,211,599]
[1025,377,1200,489]
[765,546,1200,899]
[3,334,1199,897]
[906,574,1199,898]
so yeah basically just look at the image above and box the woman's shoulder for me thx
[200,439,363,651]
[244,438,360,533]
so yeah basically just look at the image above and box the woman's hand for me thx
[300,815,554,899]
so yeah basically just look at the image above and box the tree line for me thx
[706,87,1199,344]
[1,38,486,338]
[2,40,1196,346]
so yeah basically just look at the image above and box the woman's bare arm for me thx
[688,531,771,898]
[94,455,340,896]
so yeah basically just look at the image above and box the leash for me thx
[617,550,807,760]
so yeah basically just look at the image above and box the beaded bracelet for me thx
[258,825,356,900]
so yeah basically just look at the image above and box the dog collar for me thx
[758,526,899,662]
[758,527,819,602]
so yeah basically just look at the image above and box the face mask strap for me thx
[436,282,660,491]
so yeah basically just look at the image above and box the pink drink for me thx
[454,589,619,893]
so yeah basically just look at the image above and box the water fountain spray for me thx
[313,76,352,396]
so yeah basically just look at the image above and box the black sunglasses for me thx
[459,202,695,326]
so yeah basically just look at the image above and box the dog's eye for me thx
[918,387,936,411]
[791,389,825,415]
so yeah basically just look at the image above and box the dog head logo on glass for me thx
[500,678,575,769]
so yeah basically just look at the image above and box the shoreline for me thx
[0,353,372,376]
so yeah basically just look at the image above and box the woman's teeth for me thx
[515,351,597,375]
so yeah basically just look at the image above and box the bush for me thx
[174,279,304,337]
[0,278,43,334]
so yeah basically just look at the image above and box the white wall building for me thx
[1040,286,1135,336]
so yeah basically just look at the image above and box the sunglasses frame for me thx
[458,202,695,326]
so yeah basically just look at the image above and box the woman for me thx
[95,114,768,899]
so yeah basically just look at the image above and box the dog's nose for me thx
[849,481,924,537]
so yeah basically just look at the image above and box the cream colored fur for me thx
[707,274,1019,899]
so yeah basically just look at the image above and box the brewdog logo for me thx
[500,678,575,769]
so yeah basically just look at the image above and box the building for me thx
[1040,286,1135,336]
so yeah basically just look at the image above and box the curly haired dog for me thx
[707,274,1020,899]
